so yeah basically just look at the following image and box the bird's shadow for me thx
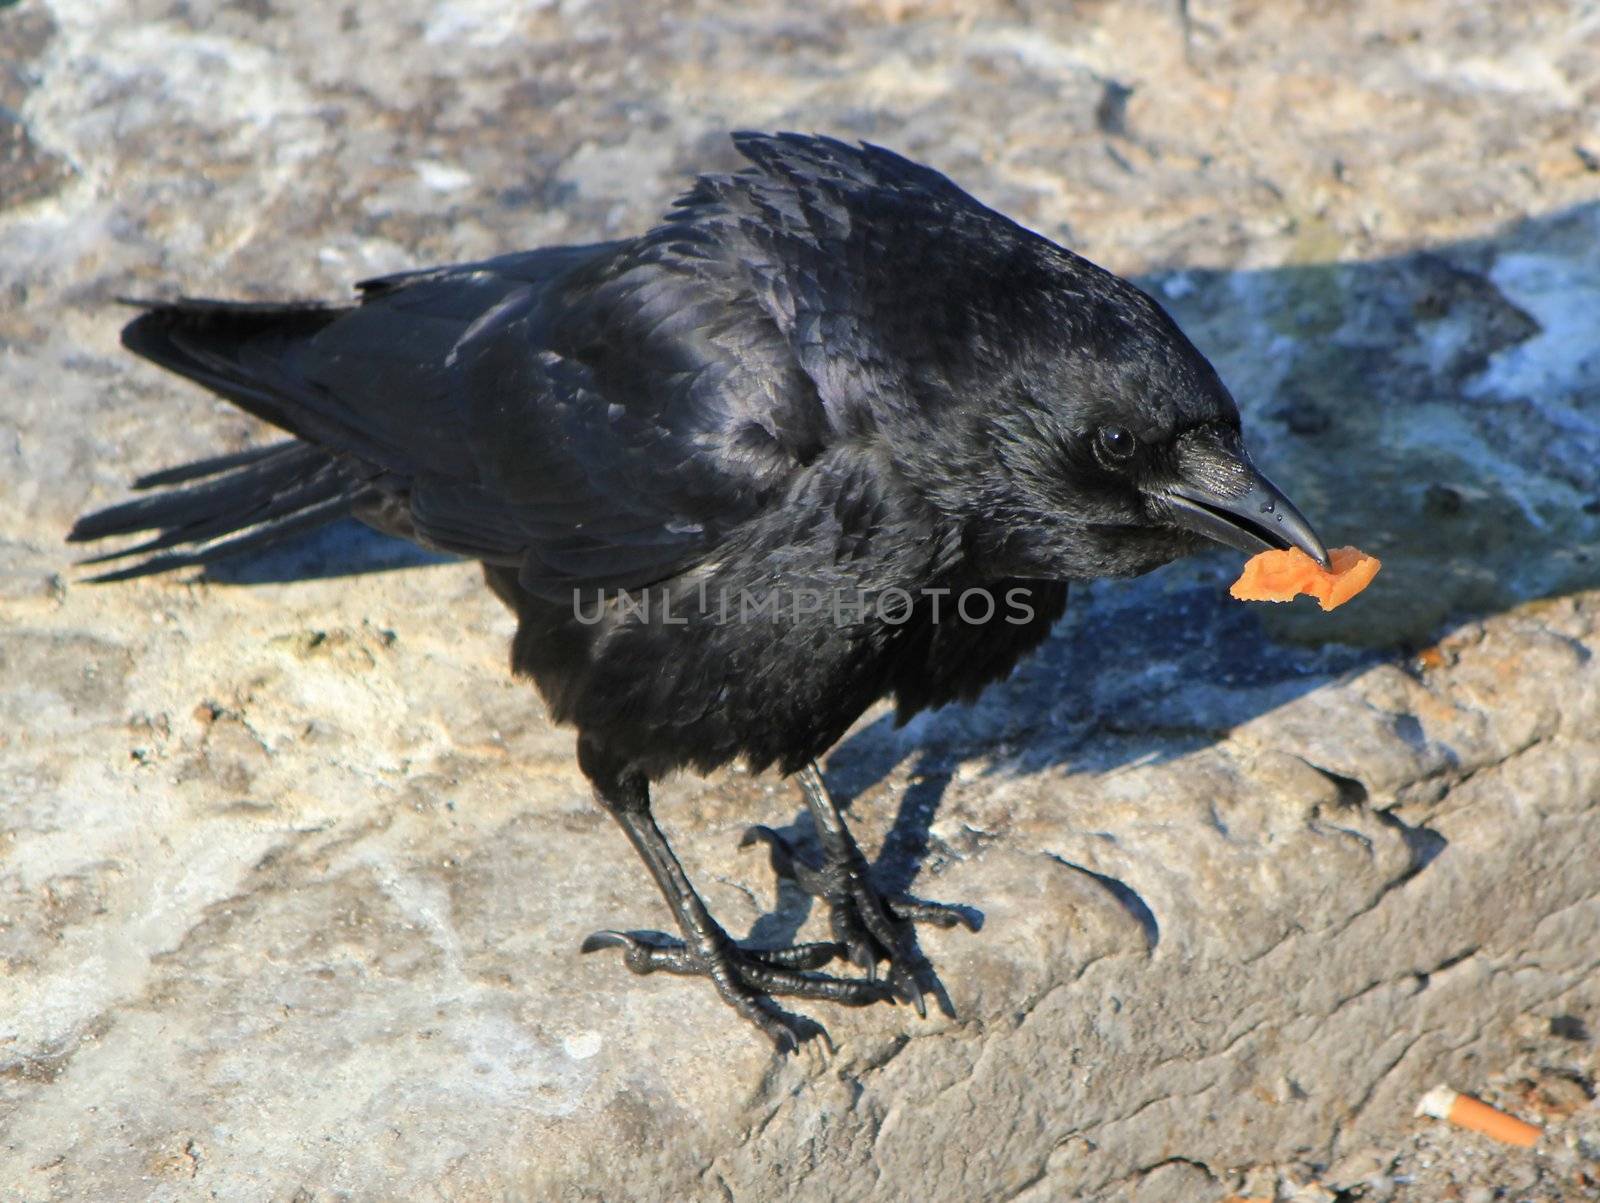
[199,518,454,583]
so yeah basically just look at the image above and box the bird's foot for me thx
[579,927,892,1053]
[740,825,979,1017]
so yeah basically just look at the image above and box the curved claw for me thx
[761,1010,840,1056]
[832,880,930,1017]
[764,1015,803,1056]
[890,961,927,1018]
[579,929,636,955]
[881,942,926,1018]
[579,928,693,976]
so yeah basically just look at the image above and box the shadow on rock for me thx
[199,517,455,583]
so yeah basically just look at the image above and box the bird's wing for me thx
[86,133,1039,592]
[92,237,828,597]
[449,131,1059,595]
[446,239,833,597]
[446,132,1060,595]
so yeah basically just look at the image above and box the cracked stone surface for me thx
[2,1,1598,1200]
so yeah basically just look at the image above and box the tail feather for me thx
[71,438,363,581]
[70,299,380,581]
[117,299,370,456]
[70,442,330,543]
[75,459,352,567]
[80,495,355,583]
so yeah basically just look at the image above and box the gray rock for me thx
[1,1,1597,1200]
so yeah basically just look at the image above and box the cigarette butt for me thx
[1416,1085,1541,1148]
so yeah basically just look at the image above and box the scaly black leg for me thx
[742,762,978,1016]
[576,738,891,1052]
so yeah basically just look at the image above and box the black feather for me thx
[81,497,354,583]
[69,442,334,543]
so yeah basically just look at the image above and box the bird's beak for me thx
[1155,429,1330,569]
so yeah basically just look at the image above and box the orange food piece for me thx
[1229,545,1381,611]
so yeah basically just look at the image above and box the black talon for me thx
[776,762,975,1020]
[739,763,978,1019]
[579,929,699,975]
[578,743,885,1053]
[579,928,629,954]
[888,896,981,932]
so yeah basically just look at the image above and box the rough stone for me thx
[1,1,1597,1200]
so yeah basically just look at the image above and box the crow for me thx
[70,132,1328,1051]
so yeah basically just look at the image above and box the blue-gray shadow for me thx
[199,518,455,583]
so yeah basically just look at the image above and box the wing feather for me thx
[79,134,1039,593]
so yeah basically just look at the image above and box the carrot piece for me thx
[1229,546,1381,612]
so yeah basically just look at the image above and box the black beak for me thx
[1156,431,1330,569]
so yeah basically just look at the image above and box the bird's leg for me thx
[576,738,891,1052]
[742,763,978,1017]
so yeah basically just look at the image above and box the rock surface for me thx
[2,1,1597,1200]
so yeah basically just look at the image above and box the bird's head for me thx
[902,255,1328,583]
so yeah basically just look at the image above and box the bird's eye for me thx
[1095,425,1136,462]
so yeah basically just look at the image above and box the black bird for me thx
[70,132,1329,1051]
